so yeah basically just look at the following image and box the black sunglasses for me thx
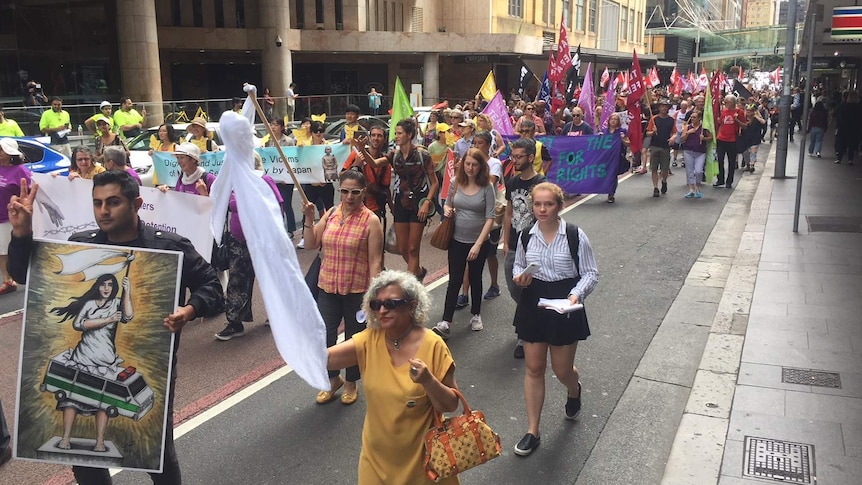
[313,129,325,133]
[369,298,412,311]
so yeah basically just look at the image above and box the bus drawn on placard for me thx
[41,353,154,422]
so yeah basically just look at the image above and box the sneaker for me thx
[483,286,501,300]
[835,159,841,164]
[565,382,582,420]
[215,325,245,341]
[432,321,450,340]
[816,152,821,158]
[695,192,702,199]
[672,161,678,167]
[681,162,686,167]
[296,238,305,249]
[653,188,660,197]
[660,181,668,194]
[455,294,469,309]
[513,433,540,456]
[470,314,483,331]
[513,342,525,359]
[684,192,695,199]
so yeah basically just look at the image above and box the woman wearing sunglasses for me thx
[302,169,383,405]
[327,270,460,484]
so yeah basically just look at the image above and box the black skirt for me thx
[514,278,590,346]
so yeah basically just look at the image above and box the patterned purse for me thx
[423,389,502,482]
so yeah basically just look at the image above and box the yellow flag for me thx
[478,71,497,101]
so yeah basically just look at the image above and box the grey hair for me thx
[724,94,737,103]
[102,146,127,167]
[362,270,431,329]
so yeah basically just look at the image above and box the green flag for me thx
[390,77,414,142]
[703,84,718,184]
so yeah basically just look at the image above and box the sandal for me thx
[0,281,17,295]
[316,377,344,404]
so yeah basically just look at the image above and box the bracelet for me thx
[304,224,314,229]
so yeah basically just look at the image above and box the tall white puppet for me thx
[209,84,329,391]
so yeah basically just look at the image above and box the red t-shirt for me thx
[717,109,746,142]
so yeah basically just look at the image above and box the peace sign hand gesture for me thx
[9,178,38,237]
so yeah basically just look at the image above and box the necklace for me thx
[387,325,415,350]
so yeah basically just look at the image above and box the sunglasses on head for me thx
[369,298,412,311]
[339,188,363,196]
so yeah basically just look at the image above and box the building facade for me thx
[1,0,651,122]
[742,0,776,28]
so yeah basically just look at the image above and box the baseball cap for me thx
[173,142,202,164]
[100,101,112,109]
[0,138,22,157]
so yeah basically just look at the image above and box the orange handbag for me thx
[423,389,502,482]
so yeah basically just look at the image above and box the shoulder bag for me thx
[430,185,455,251]
[423,388,502,482]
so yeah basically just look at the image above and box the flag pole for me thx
[243,83,309,205]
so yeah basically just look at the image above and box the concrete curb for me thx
[661,147,777,484]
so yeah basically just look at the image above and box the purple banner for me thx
[538,134,621,194]
[482,90,514,136]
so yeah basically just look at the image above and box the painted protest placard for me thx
[151,144,351,187]
[540,134,621,194]
[14,240,182,473]
[31,173,215,261]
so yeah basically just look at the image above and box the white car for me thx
[126,122,264,186]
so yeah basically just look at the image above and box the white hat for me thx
[94,116,111,125]
[0,138,21,157]
[100,101,112,109]
[173,142,202,164]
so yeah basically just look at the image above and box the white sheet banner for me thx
[31,173,215,261]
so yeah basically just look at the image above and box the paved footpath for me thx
[659,132,862,485]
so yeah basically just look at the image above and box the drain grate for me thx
[806,215,862,233]
[782,367,842,388]
[743,437,814,483]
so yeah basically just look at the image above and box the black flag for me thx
[732,79,753,100]
[565,44,582,101]
[519,61,534,98]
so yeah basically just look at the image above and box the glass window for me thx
[336,0,344,29]
[236,0,246,28]
[621,8,627,41]
[171,0,182,26]
[588,0,597,33]
[576,0,585,31]
[315,0,324,24]
[563,0,571,29]
[509,0,523,18]
[629,8,635,41]
[192,0,203,27]
[543,0,555,24]
[128,376,148,397]
[296,0,305,29]
[215,0,225,28]
[105,381,131,399]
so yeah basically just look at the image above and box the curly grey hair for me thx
[362,270,431,329]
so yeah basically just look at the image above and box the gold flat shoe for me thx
[341,386,359,405]
[316,377,344,404]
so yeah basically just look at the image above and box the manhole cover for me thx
[806,216,862,233]
[782,367,841,388]
[743,437,814,483]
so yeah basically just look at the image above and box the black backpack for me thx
[519,222,580,274]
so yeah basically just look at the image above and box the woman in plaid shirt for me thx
[301,170,384,406]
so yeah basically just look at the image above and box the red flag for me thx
[670,67,680,85]
[547,50,562,84]
[709,70,723,127]
[699,67,708,89]
[648,66,661,88]
[600,67,610,88]
[738,66,744,81]
[616,72,624,88]
[627,50,646,154]
[627,50,645,106]
[557,23,572,74]
[769,67,782,85]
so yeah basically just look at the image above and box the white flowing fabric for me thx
[210,95,330,391]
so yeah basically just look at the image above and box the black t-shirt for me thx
[650,116,675,148]
[505,173,546,247]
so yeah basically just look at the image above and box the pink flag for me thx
[699,67,709,89]
[481,90,514,136]
[600,67,610,88]
[577,62,595,127]
[599,78,617,132]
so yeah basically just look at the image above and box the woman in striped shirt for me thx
[301,169,384,406]
[510,182,599,457]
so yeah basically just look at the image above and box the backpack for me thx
[519,222,580,275]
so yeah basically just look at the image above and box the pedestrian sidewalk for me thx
[661,132,862,485]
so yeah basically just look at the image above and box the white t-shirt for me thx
[286,88,296,107]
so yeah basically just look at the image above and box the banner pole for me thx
[244,83,309,205]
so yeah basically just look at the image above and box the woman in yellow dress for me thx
[327,270,461,484]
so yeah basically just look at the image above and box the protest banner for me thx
[541,134,621,194]
[151,144,351,187]
[31,173,215,261]
[15,240,181,472]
